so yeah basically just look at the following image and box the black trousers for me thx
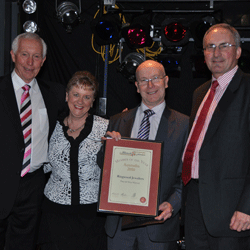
[185,179,250,250]
[107,217,177,250]
[0,168,45,250]
[38,199,107,250]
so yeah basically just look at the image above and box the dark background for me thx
[2,0,250,118]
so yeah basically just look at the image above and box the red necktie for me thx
[20,85,32,177]
[182,80,219,185]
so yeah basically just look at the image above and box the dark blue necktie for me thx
[137,109,155,140]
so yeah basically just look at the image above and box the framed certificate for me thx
[98,138,163,217]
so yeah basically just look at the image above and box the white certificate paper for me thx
[108,146,153,207]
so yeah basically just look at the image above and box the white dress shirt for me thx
[131,101,166,140]
[12,70,49,172]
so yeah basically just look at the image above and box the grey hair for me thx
[203,23,241,48]
[11,33,47,58]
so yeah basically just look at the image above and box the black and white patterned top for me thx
[44,114,109,205]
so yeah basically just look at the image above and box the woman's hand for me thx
[101,131,122,141]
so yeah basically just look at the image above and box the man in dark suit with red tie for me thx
[182,23,250,249]
[0,33,65,249]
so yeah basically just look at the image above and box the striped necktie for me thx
[137,109,155,140]
[20,84,32,177]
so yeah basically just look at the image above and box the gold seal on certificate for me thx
[98,138,163,217]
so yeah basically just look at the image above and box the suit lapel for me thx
[190,81,211,130]
[0,75,23,140]
[122,108,137,137]
[156,107,174,141]
[203,69,243,145]
[119,106,174,140]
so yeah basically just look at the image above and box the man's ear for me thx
[236,47,242,60]
[10,50,15,63]
[135,81,140,93]
[41,56,46,66]
[164,75,169,89]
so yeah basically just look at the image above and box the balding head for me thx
[135,60,168,109]
[136,60,166,81]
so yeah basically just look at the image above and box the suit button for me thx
[16,171,21,175]
[21,148,24,153]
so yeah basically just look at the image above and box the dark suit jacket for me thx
[104,105,189,242]
[188,68,250,237]
[0,74,65,219]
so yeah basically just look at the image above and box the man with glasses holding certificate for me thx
[104,60,189,250]
[182,23,250,249]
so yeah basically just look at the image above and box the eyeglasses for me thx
[203,42,236,53]
[137,75,166,86]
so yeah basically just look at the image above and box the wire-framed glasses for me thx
[203,42,236,53]
[138,75,166,86]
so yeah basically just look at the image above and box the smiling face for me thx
[10,38,46,83]
[135,60,168,109]
[203,27,241,79]
[66,85,95,120]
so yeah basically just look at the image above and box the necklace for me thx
[67,116,87,133]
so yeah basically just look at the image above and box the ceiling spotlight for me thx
[191,16,216,48]
[23,20,37,33]
[92,13,122,45]
[22,0,37,14]
[161,19,190,47]
[56,1,81,33]
[164,22,186,42]
[122,14,153,49]
[117,52,145,82]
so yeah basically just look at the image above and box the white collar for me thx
[11,70,37,92]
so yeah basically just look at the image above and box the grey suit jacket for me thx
[188,68,250,237]
[0,74,65,219]
[104,105,189,242]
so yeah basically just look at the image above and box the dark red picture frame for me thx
[98,138,163,217]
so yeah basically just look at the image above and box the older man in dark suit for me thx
[182,23,250,250]
[103,60,189,250]
[0,33,65,250]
